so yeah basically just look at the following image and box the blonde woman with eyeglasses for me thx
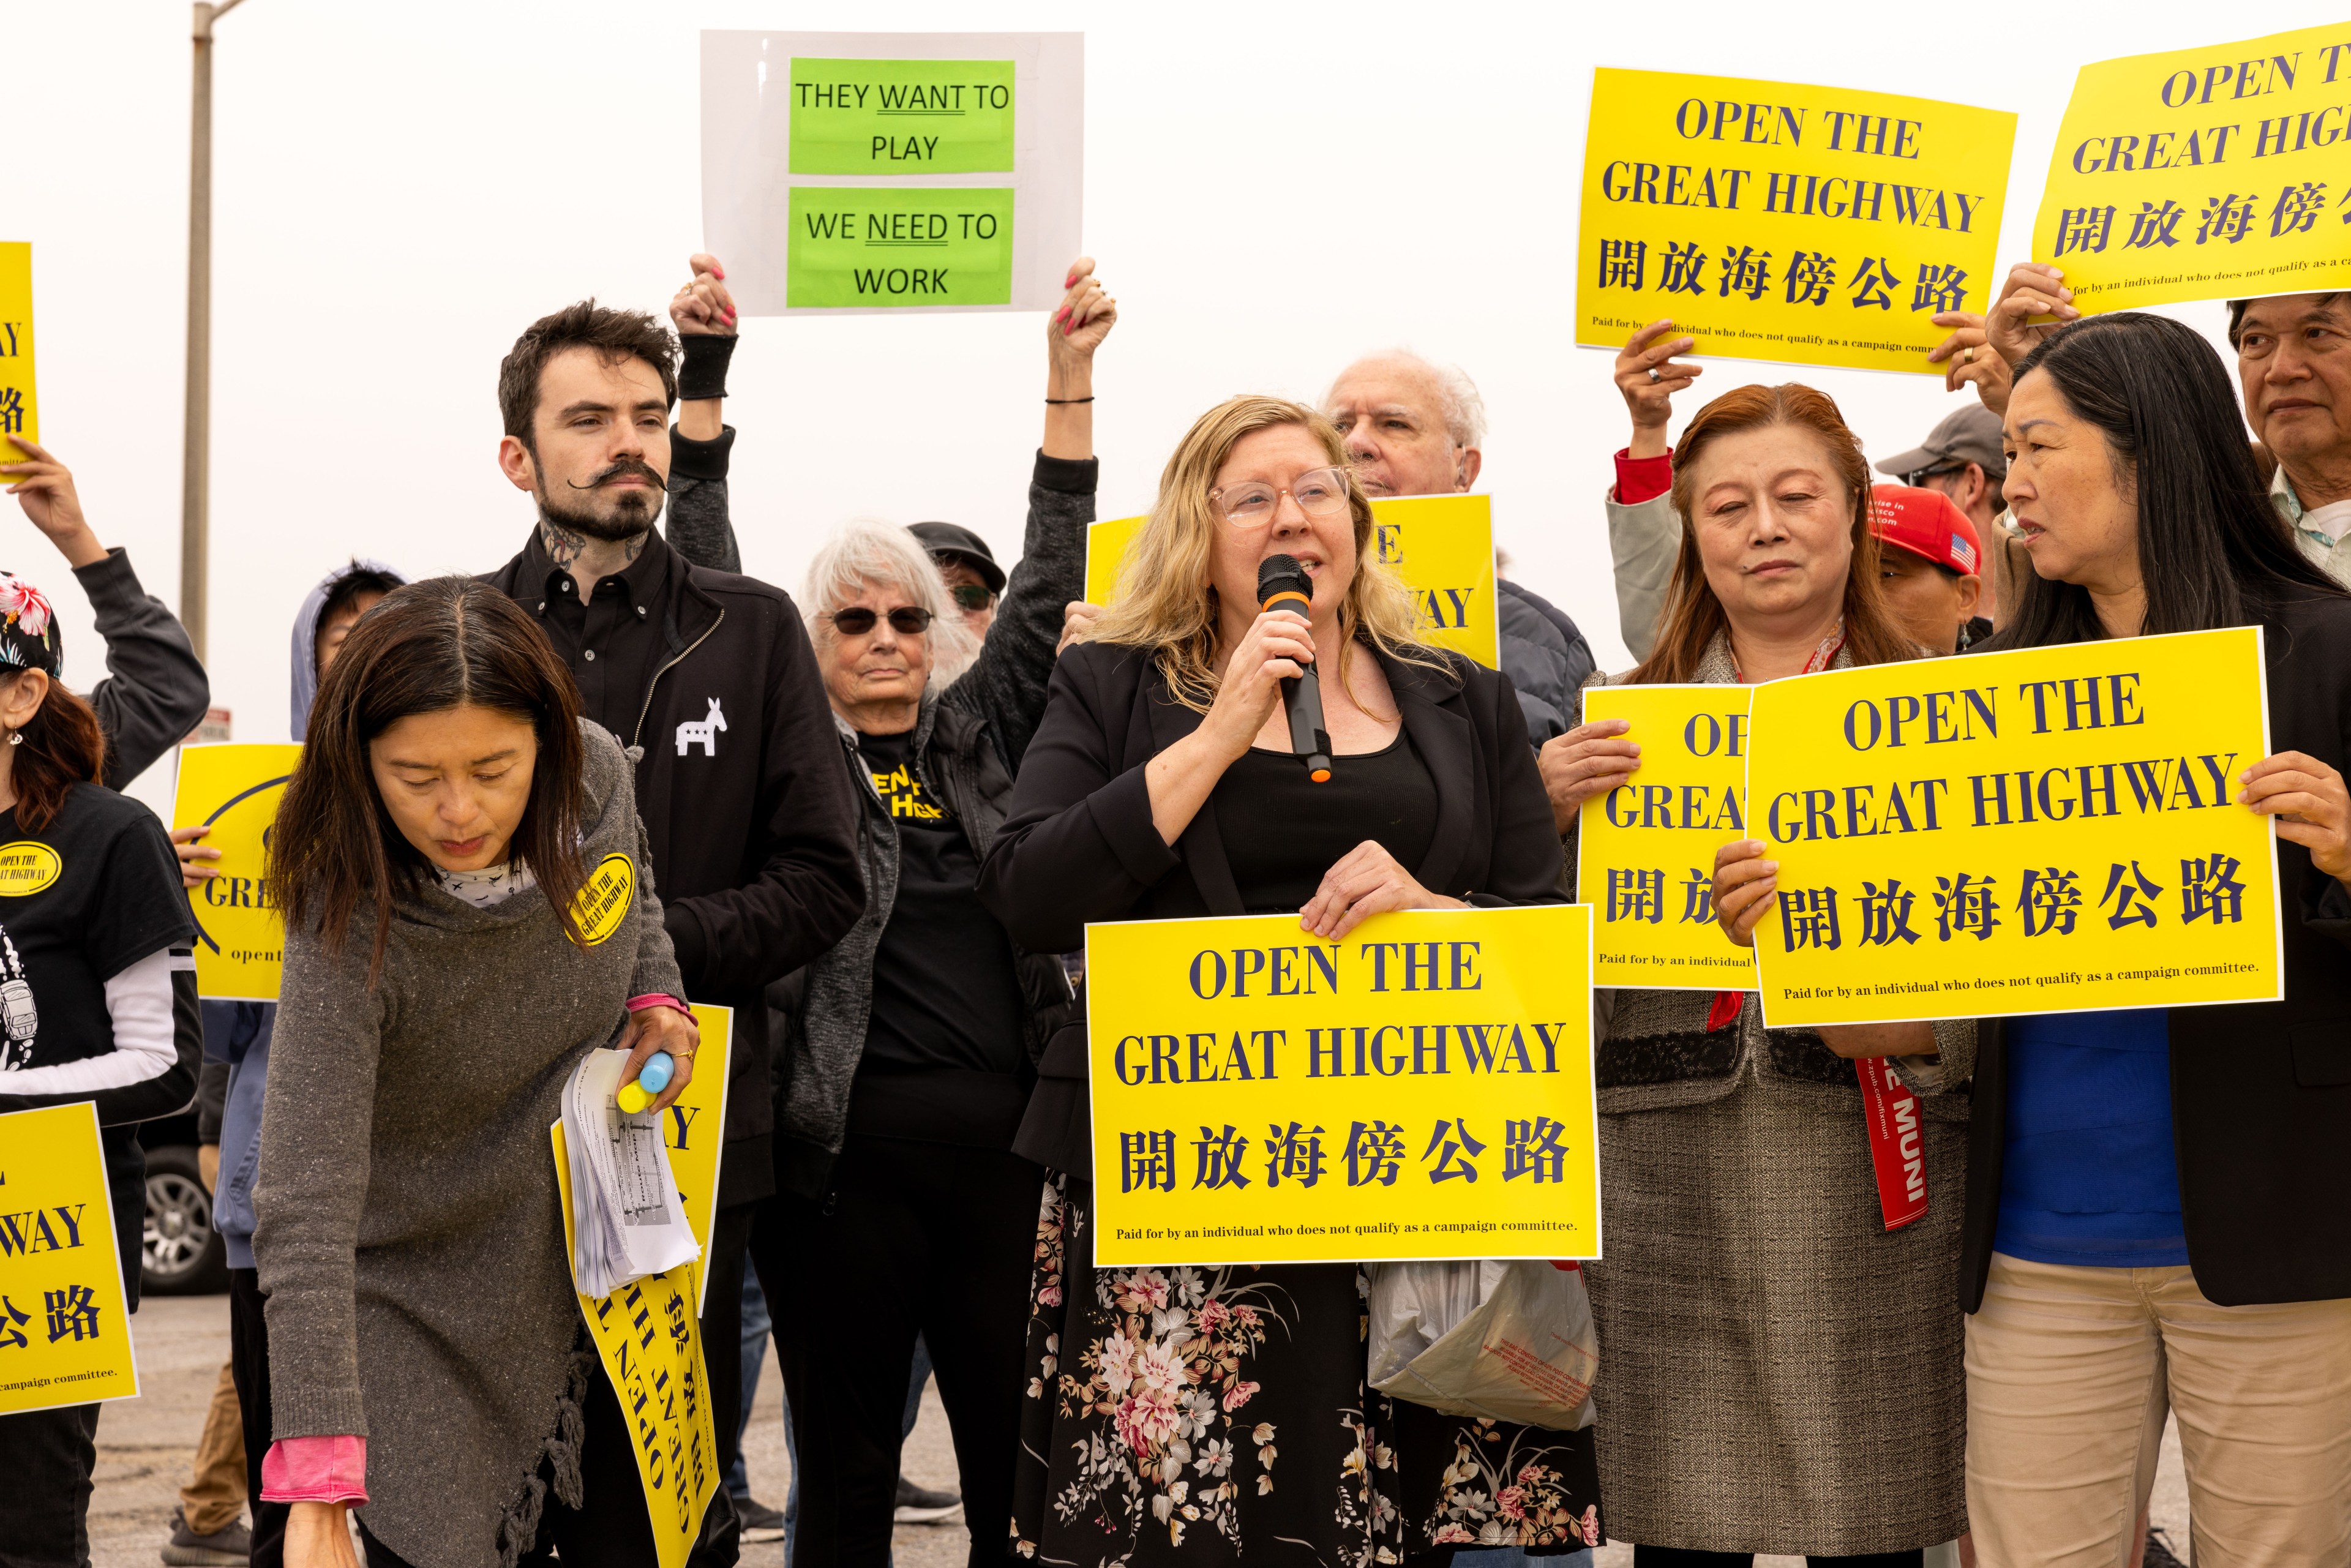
[976,396,1601,1565]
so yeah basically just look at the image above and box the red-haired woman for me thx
[1542,385,1971,1564]
[0,571,204,1561]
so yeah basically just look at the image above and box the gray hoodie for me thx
[210,560,407,1267]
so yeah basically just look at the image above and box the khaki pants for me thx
[1965,1252,2351,1568]
[178,1360,246,1535]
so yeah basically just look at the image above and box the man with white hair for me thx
[1324,350,1595,742]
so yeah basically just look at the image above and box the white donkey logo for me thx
[675,697,728,757]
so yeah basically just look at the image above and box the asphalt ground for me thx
[86,1294,2189,1568]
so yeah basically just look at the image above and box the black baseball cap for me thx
[907,522,1004,596]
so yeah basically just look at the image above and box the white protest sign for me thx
[699,31,1083,316]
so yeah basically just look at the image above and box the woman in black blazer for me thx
[977,395,1599,1564]
[1960,298,2351,1561]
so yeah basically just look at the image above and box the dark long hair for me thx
[1987,312,2344,650]
[1631,383,1918,683]
[5,676,106,831]
[272,576,589,984]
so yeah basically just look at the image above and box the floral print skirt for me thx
[1013,1174,1603,1567]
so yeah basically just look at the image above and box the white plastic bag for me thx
[1365,1259,1598,1430]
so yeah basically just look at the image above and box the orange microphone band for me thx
[1261,589,1311,615]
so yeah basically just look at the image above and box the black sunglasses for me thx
[828,606,934,636]
[948,584,996,611]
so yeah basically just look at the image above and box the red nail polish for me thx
[714,265,726,279]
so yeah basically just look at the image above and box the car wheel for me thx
[142,1145,229,1296]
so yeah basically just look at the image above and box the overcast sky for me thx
[10,0,2338,817]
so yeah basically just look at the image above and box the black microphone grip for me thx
[1281,660,1333,784]
[1257,553,1333,783]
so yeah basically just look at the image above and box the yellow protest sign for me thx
[665,1006,732,1313]
[1575,69,2015,374]
[1083,493,1500,669]
[1745,629,2281,1027]
[1086,906,1598,1267]
[0,244,35,447]
[174,743,301,1002]
[1577,685,1757,989]
[0,1103,138,1416]
[552,1125,718,1568]
[2036,24,2351,313]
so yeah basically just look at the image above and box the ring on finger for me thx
[1962,345,1977,363]
[1646,366,1662,384]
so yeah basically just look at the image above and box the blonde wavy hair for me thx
[1087,395,1449,711]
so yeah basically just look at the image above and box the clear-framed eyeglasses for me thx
[1209,467,1353,528]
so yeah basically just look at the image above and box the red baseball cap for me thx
[1870,484,1982,577]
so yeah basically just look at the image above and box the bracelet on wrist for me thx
[1045,396,1094,405]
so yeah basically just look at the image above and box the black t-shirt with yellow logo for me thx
[853,730,1026,1098]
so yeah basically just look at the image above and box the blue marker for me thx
[615,1051,675,1116]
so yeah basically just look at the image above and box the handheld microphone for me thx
[1256,554,1333,782]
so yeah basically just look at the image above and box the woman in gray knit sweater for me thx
[251,578,702,1568]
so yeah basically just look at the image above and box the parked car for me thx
[138,1110,228,1296]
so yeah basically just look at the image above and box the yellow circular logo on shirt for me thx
[569,853,634,947]
[0,841,61,896]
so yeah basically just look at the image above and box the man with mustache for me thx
[478,261,864,1560]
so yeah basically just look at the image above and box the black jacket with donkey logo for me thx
[484,517,864,1207]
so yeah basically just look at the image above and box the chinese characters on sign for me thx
[1745,628,2281,1026]
[1576,70,2016,373]
[1575,685,1758,989]
[2034,25,2351,312]
[1086,907,1599,1266]
[0,1103,138,1416]
[0,244,33,449]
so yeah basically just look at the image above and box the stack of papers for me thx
[560,1048,700,1297]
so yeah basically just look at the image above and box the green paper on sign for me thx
[786,187,1014,309]
[789,58,1016,174]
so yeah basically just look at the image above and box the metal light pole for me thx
[182,0,247,662]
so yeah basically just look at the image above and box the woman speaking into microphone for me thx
[977,395,1597,1562]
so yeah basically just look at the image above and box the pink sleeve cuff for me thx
[1613,446,1674,506]
[261,1434,369,1506]
[626,992,694,1019]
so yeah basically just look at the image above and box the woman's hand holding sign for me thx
[2241,751,2351,887]
[1984,263,2082,369]
[1539,719,1640,835]
[1711,838,1777,948]
[1709,839,1935,1059]
[1925,310,2014,415]
[1616,320,1701,459]
[1298,839,1463,942]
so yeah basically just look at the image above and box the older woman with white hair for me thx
[760,272,1111,1568]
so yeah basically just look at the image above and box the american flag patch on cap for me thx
[1950,533,1978,572]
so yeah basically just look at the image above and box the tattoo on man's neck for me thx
[539,517,587,571]
[539,516,650,583]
